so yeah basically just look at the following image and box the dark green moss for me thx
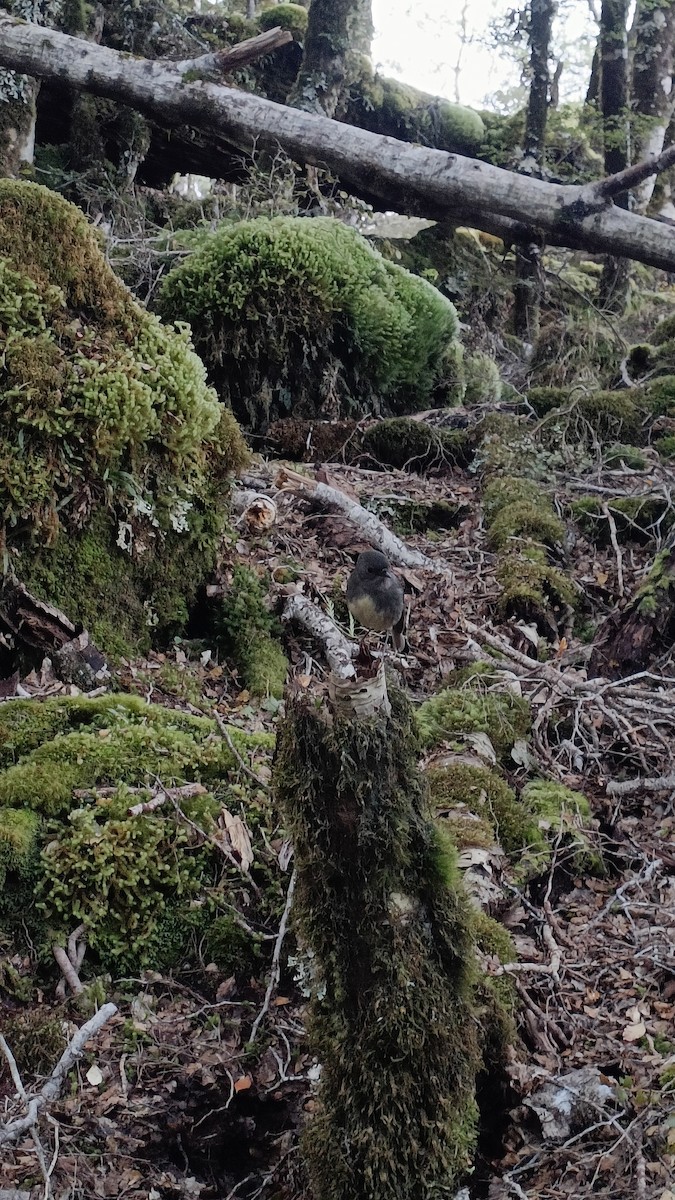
[215,565,288,697]
[361,418,473,472]
[572,495,674,545]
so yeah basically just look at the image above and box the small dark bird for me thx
[346,550,405,651]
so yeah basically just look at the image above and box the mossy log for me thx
[589,548,675,679]
[267,415,474,471]
[274,687,481,1199]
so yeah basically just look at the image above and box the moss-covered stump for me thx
[275,688,481,1200]
[0,180,248,658]
[588,548,675,679]
[0,694,275,975]
[157,216,463,432]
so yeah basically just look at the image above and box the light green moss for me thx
[483,476,545,523]
[258,3,307,37]
[654,435,675,460]
[488,501,565,551]
[526,386,573,415]
[464,351,502,406]
[416,687,531,760]
[521,781,603,874]
[427,764,542,857]
[215,564,288,697]
[158,216,461,429]
[496,554,577,622]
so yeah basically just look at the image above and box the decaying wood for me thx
[175,27,293,76]
[1,17,675,271]
[276,467,442,571]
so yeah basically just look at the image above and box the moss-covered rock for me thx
[157,216,462,431]
[0,181,248,655]
[496,554,577,625]
[488,501,565,552]
[416,687,531,760]
[361,417,473,472]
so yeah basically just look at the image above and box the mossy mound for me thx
[0,694,275,973]
[464,351,502,407]
[258,3,307,38]
[157,216,462,431]
[361,418,473,472]
[572,495,674,545]
[526,386,647,444]
[0,181,248,655]
[529,316,621,389]
[416,686,531,761]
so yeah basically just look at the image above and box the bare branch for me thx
[175,27,293,76]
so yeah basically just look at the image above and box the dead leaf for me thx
[622,1021,646,1042]
[86,1064,104,1086]
[219,808,254,871]
[234,1074,253,1092]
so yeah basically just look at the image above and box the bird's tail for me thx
[392,612,406,652]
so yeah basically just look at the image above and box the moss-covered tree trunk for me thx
[598,0,631,312]
[514,0,555,341]
[288,0,373,116]
[631,0,675,212]
[274,688,480,1200]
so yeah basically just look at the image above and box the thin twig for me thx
[249,868,297,1044]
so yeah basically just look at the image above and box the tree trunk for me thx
[288,0,373,117]
[0,70,39,175]
[598,0,630,312]
[514,0,556,341]
[2,16,675,272]
[631,0,675,211]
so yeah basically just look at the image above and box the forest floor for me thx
[2,446,675,1200]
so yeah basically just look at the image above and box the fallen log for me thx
[1,16,675,271]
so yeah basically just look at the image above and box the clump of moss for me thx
[526,386,573,415]
[483,476,543,522]
[488,501,565,552]
[346,74,485,157]
[258,3,307,37]
[0,181,248,653]
[654,435,675,460]
[464,351,502,406]
[643,375,675,416]
[204,914,261,976]
[428,764,542,857]
[1,1010,67,1078]
[529,316,621,389]
[157,216,462,431]
[496,554,577,624]
[416,687,531,760]
[520,781,603,874]
[362,417,473,472]
[216,565,288,697]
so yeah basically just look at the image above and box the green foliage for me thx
[215,565,288,697]
[572,495,674,545]
[488,501,565,551]
[276,689,480,1199]
[463,351,502,406]
[416,687,531,760]
[428,764,543,858]
[654,435,675,460]
[520,781,603,874]
[0,807,40,891]
[157,216,461,430]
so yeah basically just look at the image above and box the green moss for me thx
[216,565,288,697]
[526,386,573,415]
[496,554,577,623]
[634,549,675,618]
[258,3,307,37]
[427,764,542,857]
[205,914,261,976]
[529,317,621,389]
[572,495,673,544]
[464,351,502,406]
[643,375,675,416]
[651,313,675,346]
[416,687,531,760]
[520,781,603,874]
[347,75,484,156]
[0,181,248,651]
[361,418,473,472]
[483,476,544,523]
[157,216,461,430]
[604,444,648,470]
[0,694,275,971]
[654,435,675,460]
[1,1009,67,1076]
[488,501,565,551]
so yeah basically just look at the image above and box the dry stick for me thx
[52,945,83,996]
[276,467,443,572]
[249,868,297,1044]
[127,781,208,816]
[175,27,292,75]
[607,773,675,796]
[602,503,625,597]
[0,1003,118,1148]
[0,1037,51,1189]
[56,923,87,1001]
[214,710,270,790]
[590,142,675,201]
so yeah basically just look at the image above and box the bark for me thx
[514,0,556,340]
[631,0,675,211]
[598,0,630,310]
[2,17,675,272]
[288,0,373,116]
